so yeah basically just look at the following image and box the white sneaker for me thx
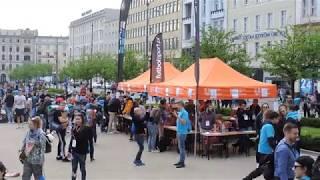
[152,150,160,153]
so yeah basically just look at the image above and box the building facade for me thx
[227,0,297,81]
[296,0,320,24]
[182,0,226,51]
[0,29,38,82]
[35,36,69,72]
[126,0,182,59]
[69,8,119,60]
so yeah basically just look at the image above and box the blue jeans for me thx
[135,134,144,162]
[177,134,187,164]
[5,106,13,123]
[72,153,86,180]
[147,122,158,151]
[32,107,37,117]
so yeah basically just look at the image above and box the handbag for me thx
[19,151,27,164]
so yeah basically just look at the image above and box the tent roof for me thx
[148,58,277,100]
[118,62,181,92]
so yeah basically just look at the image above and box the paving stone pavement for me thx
[0,123,265,180]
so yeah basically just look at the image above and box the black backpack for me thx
[45,134,52,153]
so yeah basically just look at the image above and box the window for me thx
[255,15,260,31]
[9,47,12,52]
[24,47,31,53]
[255,42,260,57]
[244,17,248,33]
[267,41,272,47]
[267,13,273,29]
[2,46,5,52]
[1,55,4,60]
[9,55,12,61]
[233,0,237,8]
[1,64,4,70]
[214,0,219,10]
[233,19,237,32]
[302,0,307,17]
[9,64,12,70]
[311,0,316,16]
[281,10,287,27]
[16,55,19,61]
[24,55,31,61]
[16,46,19,52]
[244,0,248,5]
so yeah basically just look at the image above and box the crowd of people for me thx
[0,82,320,180]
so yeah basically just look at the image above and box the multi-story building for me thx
[0,29,38,82]
[126,0,182,59]
[227,0,297,81]
[296,0,320,25]
[182,0,226,51]
[69,8,119,60]
[35,36,69,72]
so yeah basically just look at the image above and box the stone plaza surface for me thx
[0,124,264,180]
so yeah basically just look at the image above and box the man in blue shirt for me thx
[173,101,191,168]
[274,123,300,180]
[243,110,279,180]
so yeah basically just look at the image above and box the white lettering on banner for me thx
[209,89,217,99]
[188,88,193,98]
[261,88,268,97]
[231,89,239,99]
[155,37,162,79]
[176,88,180,96]
[232,30,285,41]
[144,84,147,91]
[165,88,169,96]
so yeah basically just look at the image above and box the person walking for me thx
[53,106,69,162]
[14,90,27,128]
[132,107,146,166]
[147,107,160,152]
[68,113,91,180]
[274,123,300,180]
[0,161,6,180]
[86,107,96,161]
[3,90,14,124]
[243,110,280,180]
[21,117,46,180]
[172,101,191,168]
[107,94,121,134]
[294,156,315,180]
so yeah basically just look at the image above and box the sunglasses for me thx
[294,165,302,169]
[262,106,269,108]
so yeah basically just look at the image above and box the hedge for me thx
[300,136,320,152]
[47,88,64,96]
[301,118,320,128]
[217,107,232,116]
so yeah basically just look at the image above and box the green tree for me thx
[9,64,52,80]
[123,51,146,80]
[171,52,193,71]
[201,26,252,75]
[262,26,320,97]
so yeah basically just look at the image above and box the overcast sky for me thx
[0,0,122,36]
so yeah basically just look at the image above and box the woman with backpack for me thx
[21,117,46,180]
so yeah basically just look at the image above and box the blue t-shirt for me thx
[176,108,191,135]
[258,123,275,154]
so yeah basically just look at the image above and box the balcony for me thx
[211,9,224,19]
[182,16,192,21]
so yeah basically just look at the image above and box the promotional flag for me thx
[150,33,164,83]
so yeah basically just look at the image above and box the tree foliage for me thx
[123,51,146,80]
[200,26,252,75]
[9,64,52,80]
[171,52,194,71]
[262,26,320,96]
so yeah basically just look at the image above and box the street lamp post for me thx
[90,23,94,92]
[55,37,59,89]
[146,0,150,74]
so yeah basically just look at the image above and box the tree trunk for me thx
[104,79,107,93]
[291,79,295,99]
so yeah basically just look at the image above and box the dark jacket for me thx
[132,115,146,135]
[4,94,14,108]
[199,111,215,131]
[237,108,253,129]
[69,126,91,155]
[108,98,121,113]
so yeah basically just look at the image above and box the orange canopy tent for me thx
[118,62,181,93]
[148,58,277,100]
